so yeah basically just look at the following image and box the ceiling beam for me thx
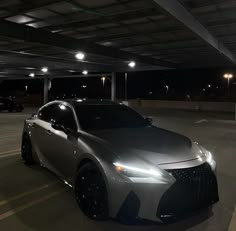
[151,0,236,64]
[0,73,111,80]
[45,8,159,31]
[0,53,114,71]
[0,0,63,19]
[0,19,176,68]
[0,52,168,75]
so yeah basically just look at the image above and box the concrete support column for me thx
[125,72,128,100]
[43,77,49,104]
[111,72,116,101]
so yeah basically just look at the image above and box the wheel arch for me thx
[74,154,111,200]
[75,154,108,182]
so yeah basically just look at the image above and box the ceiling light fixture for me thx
[128,61,136,68]
[82,70,88,75]
[29,73,35,78]
[75,52,85,60]
[41,67,48,73]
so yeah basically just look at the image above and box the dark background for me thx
[0,68,236,102]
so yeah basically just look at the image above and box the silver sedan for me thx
[21,100,219,223]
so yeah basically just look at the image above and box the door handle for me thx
[46,130,52,136]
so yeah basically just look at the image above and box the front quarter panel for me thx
[73,131,175,221]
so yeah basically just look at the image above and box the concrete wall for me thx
[127,100,236,113]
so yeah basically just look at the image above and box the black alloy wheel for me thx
[21,134,34,165]
[75,162,109,220]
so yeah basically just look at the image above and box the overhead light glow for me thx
[59,104,66,110]
[82,70,88,75]
[75,52,85,60]
[81,85,87,88]
[41,67,48,73]
[25,67,35,70]
[224,73,234,79]
[29,73,35,78]
[128,61,136,68]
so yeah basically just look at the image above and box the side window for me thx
[53,104,77,131]
[38,104,55,122]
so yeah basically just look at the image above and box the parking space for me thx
[0,109,235,231]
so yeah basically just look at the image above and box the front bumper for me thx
[108,162,219,223]
[157,162,219,222]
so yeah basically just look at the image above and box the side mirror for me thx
[51,123,70,135]
[145,117,153,125]
[31,113,37,119]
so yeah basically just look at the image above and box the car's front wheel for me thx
[75,162,109,220]
[21,134,34,165]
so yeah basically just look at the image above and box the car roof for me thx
[64,99,119,107]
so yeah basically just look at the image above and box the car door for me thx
[30,104,56,166]
[45,103,78,179]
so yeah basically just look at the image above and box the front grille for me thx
[157,163,219,221]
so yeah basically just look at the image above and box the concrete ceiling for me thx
[0,0,235,79]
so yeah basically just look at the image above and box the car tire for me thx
[75,162,109,220]
[21,134,35,165]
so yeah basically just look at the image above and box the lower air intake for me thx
[157,163,219,221]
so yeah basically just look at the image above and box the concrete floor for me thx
[0,108,235,231]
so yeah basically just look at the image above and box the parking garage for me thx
[0,0,236,230]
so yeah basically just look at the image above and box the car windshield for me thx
[75,104,148,130]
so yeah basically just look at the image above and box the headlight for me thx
[197,144,216,171]
[113,162,162,178]
[205,150,213,164]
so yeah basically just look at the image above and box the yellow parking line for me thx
[0,190,64,221]
[0,149,20,155]
[228,206,236,231]
[0,182,58,206]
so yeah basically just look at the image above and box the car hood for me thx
[90,126,203,165]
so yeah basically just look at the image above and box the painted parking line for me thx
[195,119,208,124]
[0,149,20,159]
[228,205,236,231]
[0,153,19,159]
[0,182,58,206]
[0,190,64,221]
[0,149,20,155]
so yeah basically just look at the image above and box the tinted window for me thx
[75,105,148,130]
[53,104,77,131]
[38,104,77,131]
[38,104,55,122]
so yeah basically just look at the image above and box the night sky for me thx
[0,68,235,101]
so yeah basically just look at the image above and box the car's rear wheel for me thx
[75,162,109,220]
[21,134,34,165]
